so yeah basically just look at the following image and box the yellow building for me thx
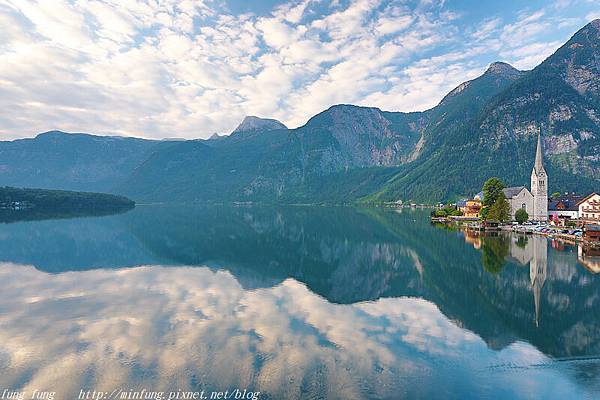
[464,199,482,218]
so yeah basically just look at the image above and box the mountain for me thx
[117,58,527,203]
[117,105,428,202]
[369,20,600,202]
[231,116,287,134]
[0,131,172,193]
[2,20,600,203]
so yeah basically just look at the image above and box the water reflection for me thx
[0,263,596,400]
[0,206,600,398]
[578,246,600,274]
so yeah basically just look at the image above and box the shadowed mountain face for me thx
[1,21,599,203]
[0,131,173,193]
[1,205,600,359]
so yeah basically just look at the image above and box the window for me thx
[522,203,526,209]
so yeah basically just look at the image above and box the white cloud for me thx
[586,11,600,21]
[472,17,502,41]
[0,0,594,139]
[500,40,563,70]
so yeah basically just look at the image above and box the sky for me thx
[0,0,599,140]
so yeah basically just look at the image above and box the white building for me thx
[578,192,600,223]
[548,194,582,221]
[503,186,534,220]
[502,131,548,221]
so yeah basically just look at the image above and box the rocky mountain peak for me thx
[485,62,521,77]
[544,18,600,99]
[231,116,287,134]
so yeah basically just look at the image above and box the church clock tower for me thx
[530,130,548,221]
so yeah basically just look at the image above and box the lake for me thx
[1,205,599,400]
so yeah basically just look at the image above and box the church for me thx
[502,132,548,221]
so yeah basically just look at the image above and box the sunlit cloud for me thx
[0,0,598,139]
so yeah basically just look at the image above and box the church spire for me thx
[534,129,545,174]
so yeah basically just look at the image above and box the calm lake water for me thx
[1,205,600,399]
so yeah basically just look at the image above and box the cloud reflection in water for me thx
[0,262,593,400]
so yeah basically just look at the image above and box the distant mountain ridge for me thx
[0,131,174,193]
[1,20,599,203]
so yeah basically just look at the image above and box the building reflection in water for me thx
[463,232,549,327]
[528,236,547,327]
[463,229,482,250]
[505,235,547,327]
[578,245,600,273]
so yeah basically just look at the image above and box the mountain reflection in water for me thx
[0,205,600,399]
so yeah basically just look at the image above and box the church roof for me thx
[503,186,527,198]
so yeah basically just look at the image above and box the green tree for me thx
[433,206,463,218]
[481,177,506,220]
[487,192,510,222]
[552,192,561,199]
[515,208,529,224]
[434,209,448,217]
[480,206,489,220]
[482,177,506,207]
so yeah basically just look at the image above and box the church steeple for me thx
[530,128,548,221]
[534,130,546,175]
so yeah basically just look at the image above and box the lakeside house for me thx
[578,193,600,223]
[583,224,600,242]
[548,193,583,222]
[457,192,483,218]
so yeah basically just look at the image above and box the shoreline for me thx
[431,217,600,249]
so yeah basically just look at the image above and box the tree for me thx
[552,192,561,199]
[487,192,510,222]
[481,177,506,220]
[433,206,463,218]
[515,208,529,224]
[482,177,506,207]
[480,206,489,220]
